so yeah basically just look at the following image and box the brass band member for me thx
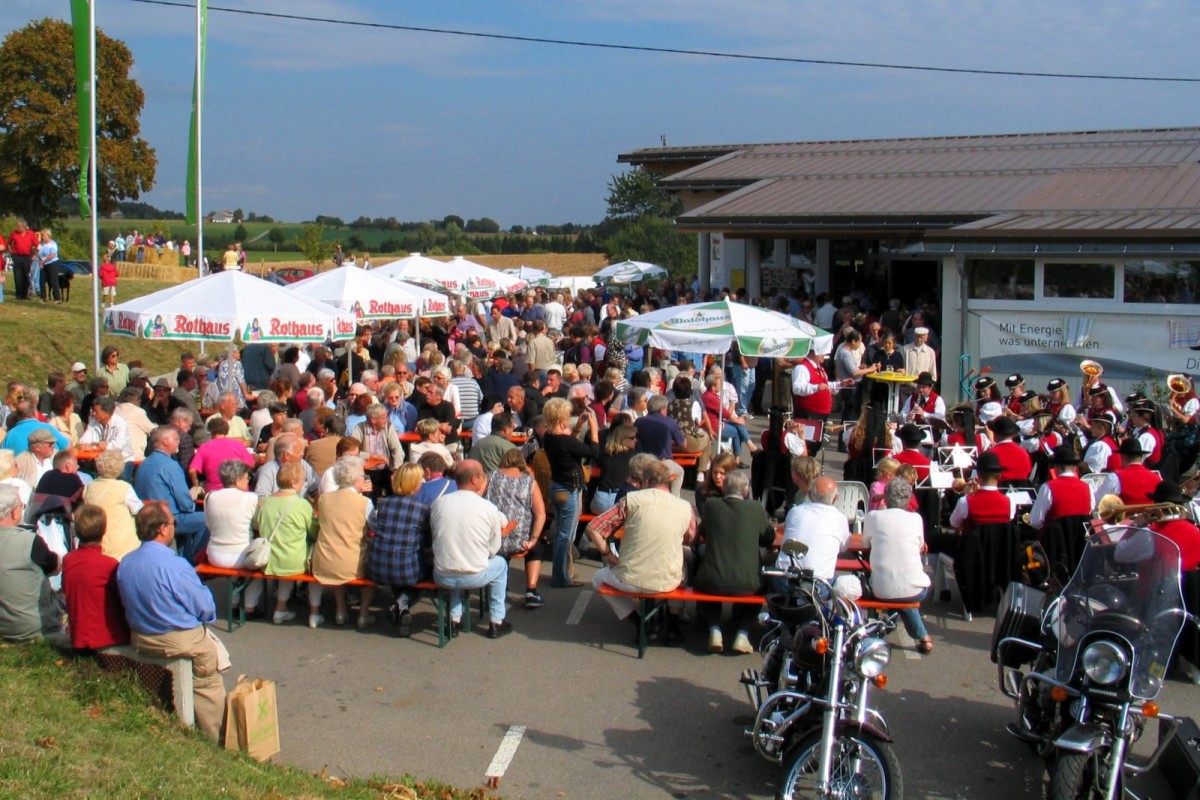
[1081,411,1121,475]
[1096,438,1163,506]
[901,371,945,425]
[1003,373,1025,416]
[1167,374,1200,475]
[1028,445,1095,530]
[974,375,1003,426]
[1045,378,1078,429]
[1126,399,1165,472]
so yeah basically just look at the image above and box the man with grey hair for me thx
[351,403,404,495]
[431,459,512,638]
[116,385,155,461]
[862,477,933,652]
[587,459,697,644]
[132,426,208,560]
[254,433,317,498]
[776,475,848,581]
[0,483,69,647]
[694,469,775,654]
[633,394,686,496]
[215,391,251,445]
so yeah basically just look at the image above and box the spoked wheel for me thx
[1048,752,1117,800]
[776,730,902,800]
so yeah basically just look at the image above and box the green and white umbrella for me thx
[503,265,554,287]
[594,259,668,285]
[614,298,832,358]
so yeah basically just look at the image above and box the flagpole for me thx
[89,0,101,371]
[195,0,205,356]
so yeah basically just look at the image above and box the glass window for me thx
[788,238,817,266]
[1043,262,1114,300]
[1124,260,1200,304]
[967,258,1034,300]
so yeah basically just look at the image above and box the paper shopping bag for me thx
[222,675,280,761]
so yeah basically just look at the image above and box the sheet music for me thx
[928,464,955,489]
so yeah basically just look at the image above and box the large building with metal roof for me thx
[620,126,1200,399]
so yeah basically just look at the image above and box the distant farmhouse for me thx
[206,210,236,224]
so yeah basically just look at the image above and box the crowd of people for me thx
[2,278,1198,741]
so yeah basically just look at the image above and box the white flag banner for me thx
[1062,316,1094,348]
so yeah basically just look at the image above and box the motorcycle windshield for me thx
[1051,526,1185,699]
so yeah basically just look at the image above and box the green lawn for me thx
[0,641,489,799]
[1,277,200,385]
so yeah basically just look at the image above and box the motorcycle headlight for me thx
[853,637,891,678]
[1081,641,1128,686]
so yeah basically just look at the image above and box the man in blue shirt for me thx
[381,381,417,434]
[117,502,226,740]
[414,451,457,506]
[633,395,687,497]
[1,408,70,455]
[133,426,208,561]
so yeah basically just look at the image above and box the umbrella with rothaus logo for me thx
[373,253,526,300]
[103,270,356,343]
[286,264,451,320]
[503,265,554,288]
[614,298,832,359]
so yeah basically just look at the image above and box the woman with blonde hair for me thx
[543,396,599,587]
[486,448,549,607]
[256,461,317,625]
[310,456,375,628]
[591,423,638,514]
[368,463,432,636]
[81,448,142,560]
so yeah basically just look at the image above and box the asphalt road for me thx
[218,444,1200,799]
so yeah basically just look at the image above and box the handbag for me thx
[244,496,298,570]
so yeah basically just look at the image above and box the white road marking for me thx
[566,590,592,625]
[484,724,526,781]
[895,627,922,660]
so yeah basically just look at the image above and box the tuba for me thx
[1168,373,1191,395]
[1080,359,1103,392]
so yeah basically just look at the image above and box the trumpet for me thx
[1097,502,1189,524]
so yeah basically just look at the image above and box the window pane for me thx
[967,258,1034,300]
[1043,262,1114,300]
[1124,260,1200,304]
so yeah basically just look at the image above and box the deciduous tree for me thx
[296,223,332,267]
[0,18,156,225]
[598,167,695,276]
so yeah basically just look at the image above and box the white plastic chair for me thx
[834,480,869,535]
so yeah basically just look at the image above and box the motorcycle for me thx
[742,539,904,800]
[993,525,1196,799]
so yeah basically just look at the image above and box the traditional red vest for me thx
[1099,436,1121,472]
[991,440,1033,483]
[966,489,1013,528]
[1151,518,1200,571]
[1044,475,1093,520]
[1116,464,1163,506]
[1005,396,1023,415]
[894,448,931,482]
[793,358,833,416]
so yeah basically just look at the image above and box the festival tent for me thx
[593,260,669,285]
[103,270,357,343]
[286,265,450,319]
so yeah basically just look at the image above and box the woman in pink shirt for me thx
[188,415,255,492]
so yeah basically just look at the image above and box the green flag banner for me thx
[186,0,208,225]
[69,0,92,219]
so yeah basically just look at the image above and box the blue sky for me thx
[3,1,1200,227]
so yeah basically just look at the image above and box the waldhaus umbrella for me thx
[593,260,668,285]
[614,299,833,446]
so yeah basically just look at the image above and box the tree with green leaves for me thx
[597,167,695,277]
[0,18,156,225]
[267,227,285,251]
[296,223,332,267]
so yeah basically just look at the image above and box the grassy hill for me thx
[0,641,487,799]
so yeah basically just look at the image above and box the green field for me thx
[0,641,487,799]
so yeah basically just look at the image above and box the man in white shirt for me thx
[79,396,134,465]
[902,327,937,381]
[431,460,511,638]
[777,476,849,580]
[542,292,567,334]
[115,386,155,461]
[813,294,838,330]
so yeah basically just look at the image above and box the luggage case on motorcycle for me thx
[1160,716,1200,800]
[990,581,1046,667]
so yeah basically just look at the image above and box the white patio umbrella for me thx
[503,265,554,287]
[286,264,450,320]
[594,259,668,285]
[374,253,527,299]
[614,298,833,443]
[103,270,357,343]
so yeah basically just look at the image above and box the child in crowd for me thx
[869,457,900,510]
[99,255,119,308]
[61,503,130,651]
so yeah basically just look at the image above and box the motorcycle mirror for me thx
[781,540,809,558]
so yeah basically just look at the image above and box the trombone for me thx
[1096,502,1190,524]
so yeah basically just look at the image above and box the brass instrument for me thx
[1168,373,1191,395]
[1080,359,1104,392]
[1096,502,1189,524]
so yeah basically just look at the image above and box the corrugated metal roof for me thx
[928,210,1200,239]
[660,127,1200,238]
